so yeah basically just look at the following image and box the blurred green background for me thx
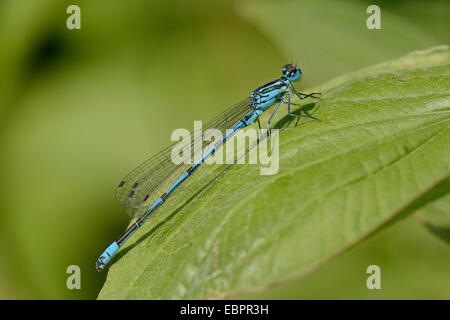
[0,0,448,299]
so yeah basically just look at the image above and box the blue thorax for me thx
[251,64,303,111]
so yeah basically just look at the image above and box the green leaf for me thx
[98,46,450,299]
[418,191,450,245]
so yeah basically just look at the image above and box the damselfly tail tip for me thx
[95,258,105,271]
[95,242,120,271]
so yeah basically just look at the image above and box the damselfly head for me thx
[282,64,302,82]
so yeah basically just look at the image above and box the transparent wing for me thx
[116,97,254,217]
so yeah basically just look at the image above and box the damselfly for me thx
[96,64,321,270]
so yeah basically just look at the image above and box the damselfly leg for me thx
[290,84,322,100]
[286,91,320,121]
[257,118,262,142]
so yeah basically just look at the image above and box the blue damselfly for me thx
[96,64,321,270]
